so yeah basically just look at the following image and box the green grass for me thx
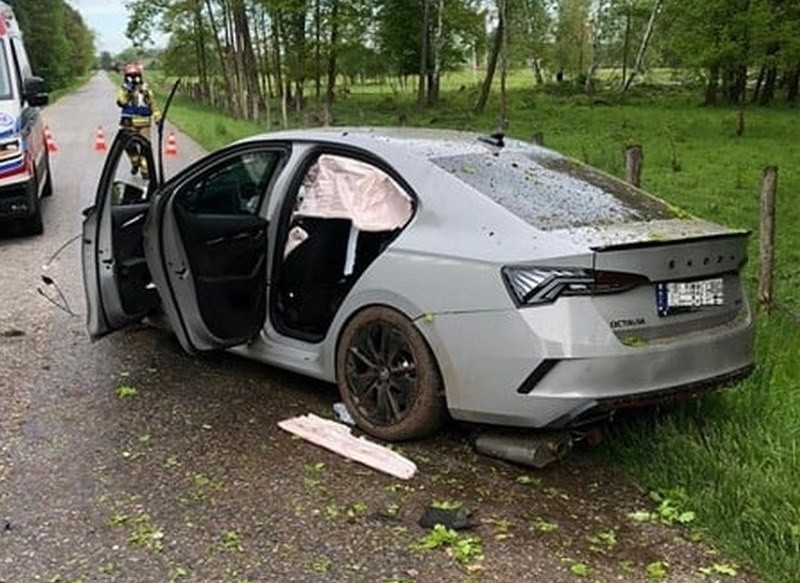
[607,316,800,581]
[157,75,800,581]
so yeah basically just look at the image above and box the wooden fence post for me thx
[532,131,544,146]
[758,166,778,311]
[624,144,643,187]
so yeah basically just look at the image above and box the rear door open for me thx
[143,144,286,353]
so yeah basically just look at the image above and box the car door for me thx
[143,144,286,354]
[82,130,160,340]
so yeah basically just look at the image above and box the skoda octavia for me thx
[82,128,754,441]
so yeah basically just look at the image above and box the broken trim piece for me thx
[277,413,417,480]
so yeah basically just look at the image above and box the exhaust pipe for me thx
[473,430,572,469]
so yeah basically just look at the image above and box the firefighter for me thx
[116,63,160,179]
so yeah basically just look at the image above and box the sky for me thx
[68,0,164,55]
[68,0,130,54]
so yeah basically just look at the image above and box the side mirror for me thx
[23,76,49,107]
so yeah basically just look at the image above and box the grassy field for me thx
[155,75,800,582]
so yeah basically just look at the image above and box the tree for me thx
[473,2,504,115]
[9,0,94,88]
[553,0,590,82]
[585,0,608,91]
[508,0,551,85]
[621,0,663,92]
[63,4,95,77]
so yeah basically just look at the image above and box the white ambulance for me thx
[0,1,50,235]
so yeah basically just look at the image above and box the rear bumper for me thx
[419,301,754,428]
[547,363,754,428]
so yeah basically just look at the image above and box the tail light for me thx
[502,266,648,307]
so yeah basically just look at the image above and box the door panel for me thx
[82,130,158,339]
[112,203,158,315]
[174,206,267,339]
[145,146,284,352]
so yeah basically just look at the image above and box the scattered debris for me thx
[1,329,25,338]
[419,504,474,530]
[473,430,572,469]
[332,402,355,426]
[278,413,417,480]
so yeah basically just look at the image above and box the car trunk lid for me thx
[554,219,750,341]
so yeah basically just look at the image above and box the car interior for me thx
[273,153,413,340]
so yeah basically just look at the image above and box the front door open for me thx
[81,130,159,340]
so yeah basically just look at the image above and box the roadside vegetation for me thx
[105,0,800,580]
[8,0,95,91]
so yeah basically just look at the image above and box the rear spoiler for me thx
[590,229,750,253]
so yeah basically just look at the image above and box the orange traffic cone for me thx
[165,131,178,157]
[44,125,58,153]
[94,126,107,152]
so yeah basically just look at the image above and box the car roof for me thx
[238,126,552,163]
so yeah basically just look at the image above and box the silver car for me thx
[82,127,754,441]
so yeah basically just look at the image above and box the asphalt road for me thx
[0,74,757,582]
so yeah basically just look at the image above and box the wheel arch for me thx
[332,300,453,406]
[332,301,450,440]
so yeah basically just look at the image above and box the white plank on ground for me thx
[278,413,417,480]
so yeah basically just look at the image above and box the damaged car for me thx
[82,127,754,441]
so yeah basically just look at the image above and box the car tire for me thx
[41,151,53,198]
[336,306,446,441]
[26,196,43,236]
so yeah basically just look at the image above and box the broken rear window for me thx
[432,150,676,230]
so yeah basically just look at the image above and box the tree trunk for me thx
[752,66,765,104]
[704,63,720,106]
[522,0,544,85]
[314,0,321,109]
[255,6,272,100]
[417,0,430,108]
[253,6,272,127]
[787,64,800,103]
[290,5,307,113]
[758,166,778,311]
[473,16,504,115]
[585,0,605,93]
[620,6,631,90]
[759,66,777,106]
[192,0,209,101]
[271,10,284,103]
[232,0,261,119]
[326,0,339,107]
[221,0,243,117]
[204,0,236,115]
[428,0,444,106]
[622,0,663,93]
[498,0,508,129]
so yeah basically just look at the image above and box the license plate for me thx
[656,278,724,317]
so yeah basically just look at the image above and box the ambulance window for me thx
[8,38,27,101]
[10,38,31,78]
[0,45,11,99]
